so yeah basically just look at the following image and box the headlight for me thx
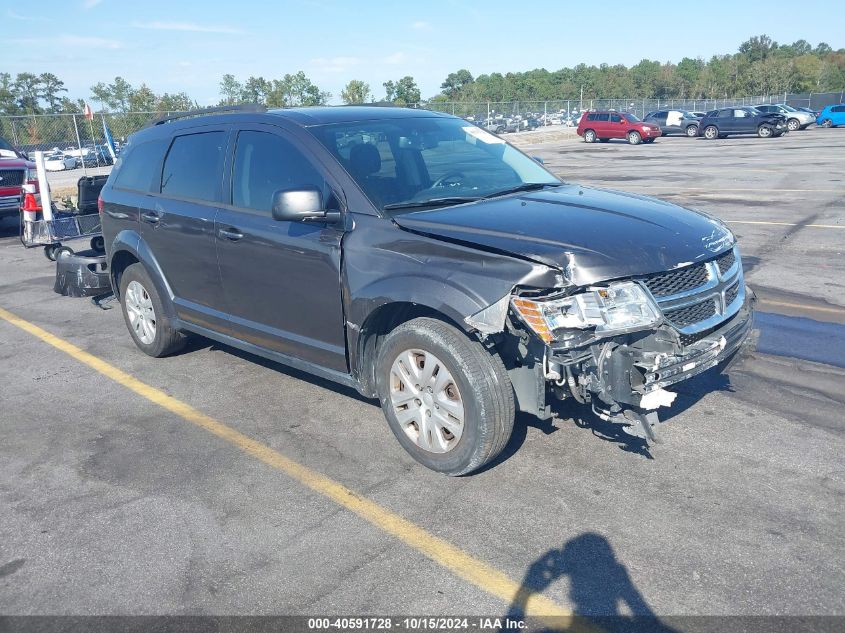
[511,281,662,344]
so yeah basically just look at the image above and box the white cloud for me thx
[132,21,243,34]
[310,56,361,73]
[411,21,430,30]
[12,35,122,49]
[383,52,407,65]
[83,0,104,8]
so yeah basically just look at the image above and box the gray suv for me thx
[101,106,755,475]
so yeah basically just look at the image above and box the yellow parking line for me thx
[758,299,845,316]
[0,306,589,630]
[726,220,844,229]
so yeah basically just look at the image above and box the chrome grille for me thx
[640,247,744,335]
[664,299,718,326]
[642,264,709,297]
[0,169,25,187]
[716,250,735,276]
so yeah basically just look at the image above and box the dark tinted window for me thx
[112,139,166,192]
[596,113,610,122]
[586,113,597,121]
[160,131,226,202]
[231,130,326,214]
[717,109,732,118]
[610,114,622,123]
[833,106,845,113]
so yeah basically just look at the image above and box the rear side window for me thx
[160,131,226,202]
[112,139,166,192]
[231,130,326,214]
[596,114,610,122]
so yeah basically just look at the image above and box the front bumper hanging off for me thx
[53,249,111,298]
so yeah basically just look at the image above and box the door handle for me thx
[218,227,244,241]
[141,210,161,224]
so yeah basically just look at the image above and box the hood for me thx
[392,185,735,286]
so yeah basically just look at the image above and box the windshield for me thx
[780,104,798,112]
[622,113,641,122]
[310,116,560,212]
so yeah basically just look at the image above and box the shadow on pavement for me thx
[505,532,678,633]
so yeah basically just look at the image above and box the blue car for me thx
[817,104,845,128]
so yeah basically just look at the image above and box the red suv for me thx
[0,137,37,219]
[577,111,661,145]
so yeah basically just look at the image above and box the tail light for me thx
[97,194,104,215]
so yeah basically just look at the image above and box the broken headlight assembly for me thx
[511,281,662,344]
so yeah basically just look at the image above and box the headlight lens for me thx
[511,281,662,344]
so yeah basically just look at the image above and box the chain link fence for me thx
[421,91,845,120]
[2,91,843,151]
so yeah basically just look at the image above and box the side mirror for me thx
[532,156,544,165]
[272,187,340,223]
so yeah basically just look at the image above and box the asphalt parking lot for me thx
[1,128,843,629]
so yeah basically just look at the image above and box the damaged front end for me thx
[469,245,756,443]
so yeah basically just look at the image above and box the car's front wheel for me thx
[685,124,699,137]
[757,125,773,138]
[119,263,185,357]
[787,118,800,131]
[376,317,514,476]
[627,131,642,145]
[703,125,719,139]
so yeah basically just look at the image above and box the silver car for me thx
[755,104,815,131]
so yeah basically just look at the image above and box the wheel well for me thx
[110,250,139,299]
[356,302,465,397]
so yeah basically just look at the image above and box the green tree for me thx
[90,76,133,111]
[242,76,270,104]
[128,84,157,111]
[0,73,18,114]
[266,71,330,107]
[158,92,195,112]
[440,69,474,98]
[739,35,777,62]
[13,73,43,114]
[39,73,67,113]
[219,74,243,105]
[341,79,371,104]
[384,76,420,105]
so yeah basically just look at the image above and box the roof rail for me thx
[144,104,267,128]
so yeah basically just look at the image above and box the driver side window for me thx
[231,130,327,215]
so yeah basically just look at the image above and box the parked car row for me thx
[37,145,115,171]
[575,102,844,144]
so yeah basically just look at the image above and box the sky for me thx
[5,0,843,106]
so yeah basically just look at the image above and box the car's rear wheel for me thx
[821,119,833,128]
[787,118,800,131]
[375,317,514,476]
[685,124,699,137]
[757,125,773,138]
[119,263,185,357]
[583,129,596,143]
[627,131,642,145]
[703,125,719,140]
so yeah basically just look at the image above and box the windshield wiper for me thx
[482,182,558,199]
[383,196,481,211]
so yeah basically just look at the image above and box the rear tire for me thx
[119,263,185,358]
[583,129,596,143]
[821,119,833,128]
[375,317,515,476]
[627,131,642,145]
[703,125,719,140]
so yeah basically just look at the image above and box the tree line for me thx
[2,35,843,117]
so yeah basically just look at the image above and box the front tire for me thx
[119,263,185,357]
[758,125,773,138]
[686,124,699,137]
[627,131,642,145]
[787,118,800,132]
[375,317,515,476]
[583,129,596,143]
[703,125,719,140]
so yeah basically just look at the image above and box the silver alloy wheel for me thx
[628,131,640,145]
[704,126,718,139]
[787,118,799,131]
[125,280,157,345]
[758,125,772,137]
[388,348,465,454]
[686,125,698,137]
[584,130,595,143]
[821,119,832,128]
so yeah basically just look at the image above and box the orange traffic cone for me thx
[21,183,41,222]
